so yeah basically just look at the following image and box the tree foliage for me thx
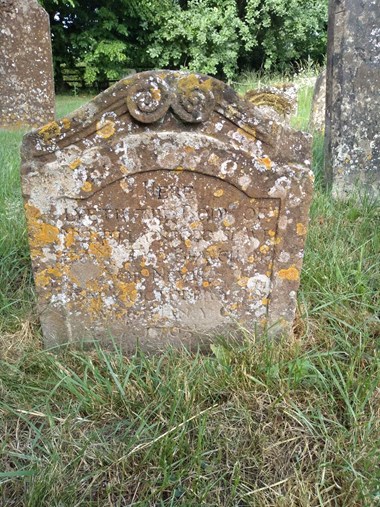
[40,0,328,88]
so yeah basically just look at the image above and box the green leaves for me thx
[41,1,328,88]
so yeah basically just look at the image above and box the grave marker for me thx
[0,0,55,128]
[21,71,313,351]
[325,0,380,198]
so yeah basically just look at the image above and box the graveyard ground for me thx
[0,79,379,506]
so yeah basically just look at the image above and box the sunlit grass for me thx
[0,81,379,506]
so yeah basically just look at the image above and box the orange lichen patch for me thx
[38,121,61,142]
[202,281,210,288]
[230,303,238,310]
[140,259,146,267]
[237,277,249,287]
[185,239,192,248]
[260,245,270,254]
[268,229,276,237]
[176,280,184,290]
[190,221,200,229]
[181,266,188,274]
[35,267,63,287]
[96,119,115,139]
[69,159,81,170]
[81,181,92,192]
[117,281,137,308]
[141,268,150,277]
[24,203,41,221]
[248,255,255,263]
[271,236,282,245]
[34,222,60,246]
[88,234,111,259]
[174,165,184,172]
[213,189,224,197]
[296,223,307,235]
[258,156,272,169]
[278,266,299,281]
[62,118,71,130]
[184,146,195,153]
[65,228,77,248]
[223,219,233,227]
[262,298,269,305]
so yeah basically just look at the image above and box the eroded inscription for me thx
[54,171,280,329]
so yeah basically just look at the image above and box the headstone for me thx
[309,69,326,132]
[245,84,297,124]
[325,0,380,198]
[21,71,313,352]
[0,0,55,128]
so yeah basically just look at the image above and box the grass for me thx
[0,80,379,506]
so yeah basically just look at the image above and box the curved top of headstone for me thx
[22,70,309,165]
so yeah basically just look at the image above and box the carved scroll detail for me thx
[126,77,172,123]
[125,75,215,124]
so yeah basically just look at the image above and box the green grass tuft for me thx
[0,83,379,506]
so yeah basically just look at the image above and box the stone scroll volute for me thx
[21,71,313,351]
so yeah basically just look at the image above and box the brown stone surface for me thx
[325,0,380,198]
[21,71,313,352]
[0,0,55,128]
[309,69,326,132]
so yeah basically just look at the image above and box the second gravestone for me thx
[21,71,313,351]
[0,0,55,128]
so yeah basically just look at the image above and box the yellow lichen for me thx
[69,159,81,170]
[278,266,299,281]
[248,255,255,263]
[88,234,111,259]
[141,268,150,277]
[223,219,232,227]
[62,118,71,130]
[296,223,307,235]
[202,281,210,288]
[65,228,76,248]
[262,298,269,305]
[38,121,61,142]
[176,280,184,290]
[214,189,224,197]
[81,181,92,192]
[181,266,188,274]
[96,119,115,139]
[260,245,270,254]
[117,281,138,308]
[190,221,200,229]
[237,277,249,287]
[35,267,63,288]
[206,244,219,259]
[185,239,191,248]
[268,229,276,237]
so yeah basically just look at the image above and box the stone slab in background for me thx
[309,69,326,132]
[0,0,55,128]
[245,84,298,124]
[324,0,380,198]
[21,71,313,352]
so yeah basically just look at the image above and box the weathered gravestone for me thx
[309,69,326,132]
[0,0,55,128]
[21,71,313,352]
[325,0,380,198]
